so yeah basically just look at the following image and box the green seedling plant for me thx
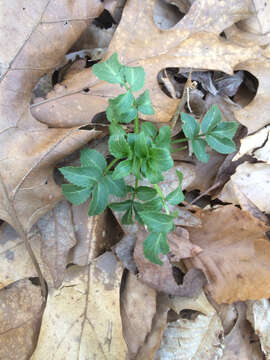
[59,53,239,265]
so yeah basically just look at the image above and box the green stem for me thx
[171,138,189,144]
[134,112,139,134]
[171,146,187,153]
[104,158,118,174]
[154,184,170,215]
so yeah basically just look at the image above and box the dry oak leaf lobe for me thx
[183,205,270,304]
[0,1,107,232]
[32,0,261,127]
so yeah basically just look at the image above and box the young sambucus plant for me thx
[59,53,238,265]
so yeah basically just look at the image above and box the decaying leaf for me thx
[222,302,264,360]
[121,272,157,359]
[0,279,43,360]
[31,252,127,360]
[219,162,270,214]
[237,0,270,35]
[134,228,207,296]
[183,205,270,303]
[155,311,224,359]
[32,0,261,127]
[247,299,270,359]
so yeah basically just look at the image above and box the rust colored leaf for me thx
[184,205,270,303]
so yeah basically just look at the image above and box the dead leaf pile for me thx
[1,0,270,359]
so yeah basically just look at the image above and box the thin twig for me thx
[185,182,221,209]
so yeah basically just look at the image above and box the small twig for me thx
[185,182,221,209]
[0,174,47,298]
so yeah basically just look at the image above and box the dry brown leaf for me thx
[219,162,270,214]
[0,279,43,360]
[32,0,261,127]
[70,201,122,266]
[113,234,137,273]
[37,200,76,288]
[222,302,264,360]
[155,312,224,359]
[0,1,105,235]
[121,272,157,359]
[134,228,207,296]
[183,205,270,303]
[31,252,127,360]
[247,299,270,359]
[234,59,270,133]
[225,24,270,47]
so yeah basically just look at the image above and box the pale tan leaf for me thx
[183,205,270,303]
[233,125,270,162]
[121,272,157,359]
[219,162,270,214]
[0,279,43,360]
[166,290,216,317]
[222,302,264,360]
[31,252,127,360]
[32,0,261,127]
[237,0,270,35]
[247,299,270,359]
[234,59,270,133]
[155,313,224,359]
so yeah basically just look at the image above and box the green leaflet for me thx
[92,53,125,85]
[206,134,236,154]
[191,139,210,163]
[61,184,91,205]
[88,178,109,216]
[59,166,102,188]
[112,159,132,179]
[124,66,145,92]
[139,211,174,233]
[141,122,157,138]
[144,232,169,265]
[181,113,200,139]
[104,174,127,197]
[201,104,222,134]
[136,186,157,201]
[80,148,107,172]
[166,170,185,205]
[137,90,154,115]
[109,135,132,159]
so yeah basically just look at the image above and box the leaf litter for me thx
[1,0,270,358]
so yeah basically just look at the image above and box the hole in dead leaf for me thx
[93,9,116,29]
[82,87,90,93]
[154,0,185,29]
[172,266,184,285]
[158,68,258,111]
[179,309,201,320]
